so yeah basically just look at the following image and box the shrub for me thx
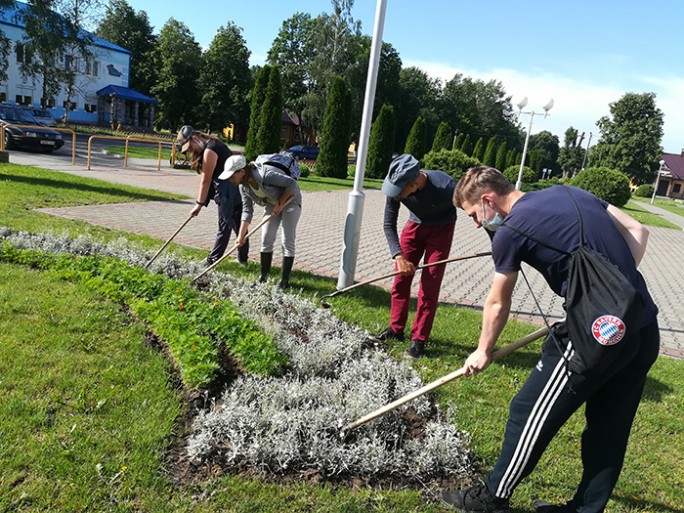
[635,184,654,198]
[572,166,631,206]
[503,165,535,185]
[317,76,352,178]
[366,104,396,179]
[431,122,452,152]
[404,115,428,161]
[298,162,311,178]
[422,149,480,181]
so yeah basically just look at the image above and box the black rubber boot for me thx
[258,252,273,283]
[278,256,294,289]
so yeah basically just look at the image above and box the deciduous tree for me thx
[589,92,664,185]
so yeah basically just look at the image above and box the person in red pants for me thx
[368,154,457,358]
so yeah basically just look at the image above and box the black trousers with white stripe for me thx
[486,320,660,512]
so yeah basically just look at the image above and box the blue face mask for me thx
[481,200,504,232]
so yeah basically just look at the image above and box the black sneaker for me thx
[367,327,405,343]
[405,340,425,359]
[441,483,511,513]
[532,498,575,513]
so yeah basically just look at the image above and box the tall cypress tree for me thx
[255,65,283,156]
[472,137,486,162]
[366,104,396,179]
[317,76,352,179]
[404,115,427,160]
[506,148,517,169]
[244,65,271,161]
[431,122,452,152]
[461,134,473,156]
[454,132,465,151]
[483,136,498,167]
[495,140,508,171]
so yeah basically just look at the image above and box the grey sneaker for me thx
[405,340,425,359]
[367,327,405,343]
[441,483,511,513]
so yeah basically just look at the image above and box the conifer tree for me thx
[483,136,498,167]
[255,65,283,156]
[454,132,465,151]
[404,116,428,160]
[244,65,271,161]
[472,137,486,162]
[431,121,452,152]
[317,76,352,178]
[495,140,508,171]
[461,134,473,156]
[506,148,517,169]
[366,104,396,179]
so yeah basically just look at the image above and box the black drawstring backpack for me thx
[505,186,644,376]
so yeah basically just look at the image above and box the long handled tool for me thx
[144,216,193,269]
[191,213,274,282]
[320,251,492,308]
[343,324,552,432]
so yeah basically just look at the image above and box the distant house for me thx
[657,152,684,200]
[0,1,155,128]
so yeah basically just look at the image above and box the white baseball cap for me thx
[218,155,247,180]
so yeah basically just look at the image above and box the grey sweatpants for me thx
[260,202,301,257]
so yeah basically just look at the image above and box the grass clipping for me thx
[0,227,475,484]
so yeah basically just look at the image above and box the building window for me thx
[64,54,78,72]
[15,43,33,64]
[674,184,681,194]
[41,97,56,108]
[0,92,6,103]
[84,103,97,113]
[63,101,77,111]
[84,58,99,77]
[15,95,32,106]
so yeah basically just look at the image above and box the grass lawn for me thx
[632,197,684,219]
[620,200,681,229]
[0,162,682,512]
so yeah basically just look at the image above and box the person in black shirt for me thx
[175,125,248,265]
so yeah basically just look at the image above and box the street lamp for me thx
[515,97,554,190]
[650,159,667,205]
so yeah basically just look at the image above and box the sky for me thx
[128,0,684,153]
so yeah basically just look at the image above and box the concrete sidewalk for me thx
[8,152,683,359]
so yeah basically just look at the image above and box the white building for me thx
[0,1,155,127]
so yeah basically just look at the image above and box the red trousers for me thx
[389,220,455,343]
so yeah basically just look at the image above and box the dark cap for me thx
[382,154,421,197]
[175,125,195,153]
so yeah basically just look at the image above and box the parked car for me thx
[26,107,58,127]
[286,145,320,160]
[0,104,64,152]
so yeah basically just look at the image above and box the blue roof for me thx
[96,84,156,104]
[0,1,131,55]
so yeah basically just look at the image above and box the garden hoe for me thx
[144,215,193,269]
[342,323,554,432]
[319,251,492,308]
[191,213,273,283]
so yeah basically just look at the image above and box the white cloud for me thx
[405,59,683,152]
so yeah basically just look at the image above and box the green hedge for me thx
[634,184,654,198]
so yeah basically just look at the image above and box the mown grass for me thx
[632,197,684,219]
[0,162,682,512]
[620,200,681,229]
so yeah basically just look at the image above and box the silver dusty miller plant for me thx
[0,228,476,481]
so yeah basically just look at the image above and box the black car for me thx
[0,104,64,152]
[286,145,320,160]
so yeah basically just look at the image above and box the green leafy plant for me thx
[634,184,654,198]
[422,148,480,181]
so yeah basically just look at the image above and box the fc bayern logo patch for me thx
[591,315,626,346]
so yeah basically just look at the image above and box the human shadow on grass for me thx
[2,172,182,203]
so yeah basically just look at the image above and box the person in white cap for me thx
[175,125,248,265]
[219,155,302,288]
